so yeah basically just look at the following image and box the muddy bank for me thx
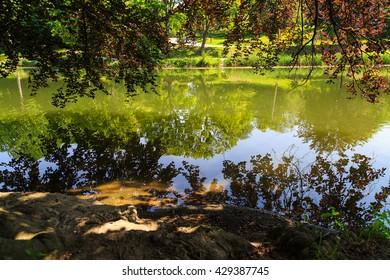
[0,192,389,260]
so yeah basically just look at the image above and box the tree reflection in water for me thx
[1,125,389,230]
[1,69,390,232]
[0,128,181,209]
[223,153,390,230]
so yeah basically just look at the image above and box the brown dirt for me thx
[0,192,389,260]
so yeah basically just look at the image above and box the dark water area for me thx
[1,69,389,229]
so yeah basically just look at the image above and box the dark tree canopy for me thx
[0,0,166,107]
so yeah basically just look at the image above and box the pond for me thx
[1,68,389,228]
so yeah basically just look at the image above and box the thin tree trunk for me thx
[164,16,171,54]
[199,19,210,55]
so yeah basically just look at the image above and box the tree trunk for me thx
[198,19,210,55]
[164,16,171,54]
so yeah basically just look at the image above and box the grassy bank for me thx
[164,48,390,68]
[163,35,390,69]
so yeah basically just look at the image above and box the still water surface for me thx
[1,69,389,226]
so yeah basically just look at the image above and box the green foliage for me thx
[382,52,390,64]
[363,208,390,240]
[164,57,220,68]
[320,207,346,230]
[25,248,46,260]
[169,13,187,37]
[168,46,222,59]
[224,53,324,67]
[224,54,259,67]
